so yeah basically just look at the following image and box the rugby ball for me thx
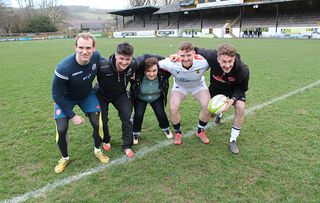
[208,94,228,115]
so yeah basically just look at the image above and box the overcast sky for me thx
[9,0,129,10]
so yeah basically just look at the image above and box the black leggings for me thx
[55,112,102,158]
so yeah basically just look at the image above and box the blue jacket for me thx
[52,51,101,118]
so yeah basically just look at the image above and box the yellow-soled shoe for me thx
[54,159,70,174]
[95,151,110,163]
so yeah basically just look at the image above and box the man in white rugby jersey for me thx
[158,42,211,145]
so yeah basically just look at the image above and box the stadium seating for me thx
[112,1,320,38]
[278,10,320,26]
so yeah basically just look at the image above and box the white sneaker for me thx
[164,130,173,139]
[133,137,139,144]
[215,113,223,124]
[133,133,139,145]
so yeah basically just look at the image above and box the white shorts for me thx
[171,80,208,96]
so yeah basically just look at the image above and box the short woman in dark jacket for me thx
[130,57,172,144]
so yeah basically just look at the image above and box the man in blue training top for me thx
[52,32,109,173]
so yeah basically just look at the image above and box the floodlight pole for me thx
[177,13,180,29]
[115,15,119,30]
[200,11,203,29]
[275,4,279,33]
[239,6,243,38]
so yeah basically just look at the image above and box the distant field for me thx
[72,12,113,20]
[64,6,114,24]
[0,38,319,202]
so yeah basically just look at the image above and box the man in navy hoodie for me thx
[52,32,109,173]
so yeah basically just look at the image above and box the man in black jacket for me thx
[195,44,249,154]
[96,42,159,158]
[95,42,137,158]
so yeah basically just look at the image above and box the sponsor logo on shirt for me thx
[92,64,97,71]
[83,73,92,80]
[228,76,235,82]
[126,68,132,75]
[72,71,83,76]
[194,54,204,60]
[55,109,61,116]
[100,64,110,69]
[177,78,195,82]
[213,75,226,83]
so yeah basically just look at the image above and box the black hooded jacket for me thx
[96,54,157,98]
[194,47,249,100]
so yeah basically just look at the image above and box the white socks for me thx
[230,126,241,142]
[162,127,169,132]
[94,147,101,154]
[62,156,69,160]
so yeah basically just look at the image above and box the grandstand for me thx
[108,0,320,38]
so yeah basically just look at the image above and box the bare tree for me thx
[128,0,149,7]
[38,0,66,25]
[16,0,34,8]
[0,0,5,8]
[0,0,10,14]
[16,0,35,17]
[162,0,174,6]
[0,0,12,34]
[0,8,15,34]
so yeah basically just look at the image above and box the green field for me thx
[0,38,319,202]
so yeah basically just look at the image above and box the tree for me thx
[128,0,148,7]
[0,0,6,11]
[0,0,9,16]
[25,15,57,32]
[6,0,66,33]
[38,0,67,26]
[0,0,6,18]
[161,0,174,6]
[16,0,35,17]
[0,0,11,33]
[0,8,15,34]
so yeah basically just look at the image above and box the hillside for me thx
[62,6,116,29]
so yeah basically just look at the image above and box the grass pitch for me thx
[0,37,319,202]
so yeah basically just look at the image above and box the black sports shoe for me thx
[229,141,239,154]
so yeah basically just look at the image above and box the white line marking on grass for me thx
[3,80,320,203]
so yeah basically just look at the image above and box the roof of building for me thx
[81,22,108,29]
[108,5,160,16]
[154,0,301,14]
